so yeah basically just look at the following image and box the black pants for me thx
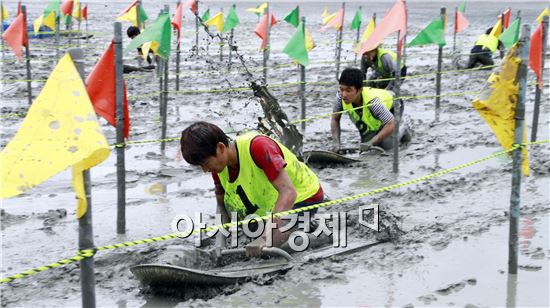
[467,45,494,69]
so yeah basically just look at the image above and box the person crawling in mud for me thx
[126,26,154,65]
[360,44,407,91]
[180,121,324,258]
[466,27,505,69]
[331,67,410,153]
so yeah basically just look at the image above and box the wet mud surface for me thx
[1,1,549,307]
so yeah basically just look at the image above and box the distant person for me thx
[360,45,407,91]
[467,27,504,69]
[180,121,324,258]
[331,67,410,153]
[126,26,153,65]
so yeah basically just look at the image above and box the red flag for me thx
[82,5,88,20]
[255,13,269,49]
[61,0,74,16]
[171,2,183,43]
[271,14,277,26]
[184,0,197,14]
[358,0,407,55]
[17,1,21,15]
[502,8,511,28]
[86,42,130,138]
[2,12,27,61]
[321,8,344,32]
[455,10,469,33]
[529,23,543,89]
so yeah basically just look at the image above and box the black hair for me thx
[180,121,229,165]
[127,26,141,38]
[338,67,364,90]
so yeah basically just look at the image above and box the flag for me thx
[254,12,276,49]
[529,23,543,89]
[359,17,375,43]
[1,2,8,20]
[72,0,82,21]
[350,8,362,30]
[284,6,299,28]
[2,12,27,61]
[458,1,466,13]
[201,8,210,22]
[322,7,329,18]
[171,2,183,43]
[17,1,21,16]
[472,45,529,176]
[205,12,224,32]
[82,4,87,20]
[0,53,110,218]
[86,42,130,139]
[222,5,240,33]
[283,21,309,66]
[489,18,502,37]
[357,0,407,55]
[500,18,520,49]
[34,0,60,32]
[321,8,344,32]
[305,28,315,52]
[117,0,148,27]
[247,2,268,15]
[322,12,336,25]
[536,7,549,24]
[184,0,197,14]
[502,8,511,28]
[408,17,445,47]
[125,13,171,59]
[455,10,469,33]
[61,0,73,16]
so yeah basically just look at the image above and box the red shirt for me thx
[212,136,323,203]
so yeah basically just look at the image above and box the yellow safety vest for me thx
[218,133,321,219]
[376,48,404,76]
[342,88,393,135]
[475,34,499,53]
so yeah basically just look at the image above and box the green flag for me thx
[500,18,520,49]
[283,21,308,66]
[125,13,172,58]
[284,6,300,28]
[458,1,466,13]
[222,5,240,32]
[201,8,210,21]
[408,18,446,47]
[44,0,60,20]
[350,8,362,30]
[139,5,149,23]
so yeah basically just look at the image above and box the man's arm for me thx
[363,99,396,147]
[371,119,395,146]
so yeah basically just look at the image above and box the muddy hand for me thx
[359,140,374,152]
[246,237,266,258]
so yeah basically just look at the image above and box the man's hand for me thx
[359,140,375,152]
[246,237,266,258]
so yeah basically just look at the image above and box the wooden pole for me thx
[228,4,235,70]
[335,2,345,80]
[175,0,181,91]
[435,7,445,112]
[22,6,32,106]
[195,0,199,55]
[392,30,402,174]
[68,47,96,308]
[205,6,210,54]
[84,3,88,43]
[453,7,457,52]
[161,5,169,151]
[300,16,307,132]
[56,11,60,60]
[531,16,547,142]
[219,8,224,62]
[114,21,126,235]
[136,0,141,29]
[1,0,5,55]
[262,4,270,83]
[354,6,362,65]
[508,24,530,275]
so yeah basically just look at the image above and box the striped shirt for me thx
[333,92,394,126]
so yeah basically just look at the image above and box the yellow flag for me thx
[205,12,224,32]
[43,11,57,31]
[472,45,529,176]
[34,15,44,33]
[536,7,549,24]
[323,12,337,25]
[73,0,81,21]
[490,18,502,37]
[246,2,268,14]
[1,3,8,20]
[305,28,315,52]
[117,5,139,26]
[0,53,110,218]
[322,7,329,18]
[360,17,375,43]
[141,41,159,59]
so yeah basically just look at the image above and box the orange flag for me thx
[529,23,543,89]
[255,13,276,49]
[61,0,74,16]
[2,12,27,61]
[86,42,130,138]
[171,2,183,43]
[455,10,469,33]
[82,5,87,20]
[502,8,511,28]
[320,8,344,32]
[357,0,407,55]
[184,0,197,14]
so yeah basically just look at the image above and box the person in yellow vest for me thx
[331,67,410,153]
[180,121,324,258]
[467,27,504,69]
[360,45,407,91]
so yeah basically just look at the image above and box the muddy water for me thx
[1,1,549,307]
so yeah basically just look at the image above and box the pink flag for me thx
[455,10,469,33]
[255,13,272,49]
[184,0,197,14]
[321,8,344,32]
[357,0,407,55]
[171,2,183,43]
